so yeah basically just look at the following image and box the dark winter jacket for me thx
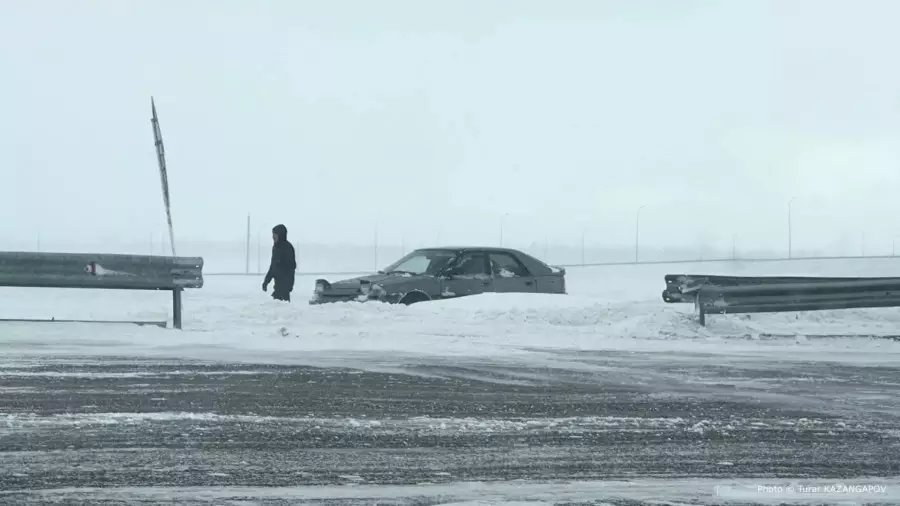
[264,224,296,291]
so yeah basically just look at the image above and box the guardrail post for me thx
[172,288,183,329]
[694,293,706,326]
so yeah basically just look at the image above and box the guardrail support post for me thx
[172,288,183,329]
[694,294,706,326]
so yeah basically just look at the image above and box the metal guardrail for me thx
[662,273,900,326]
[0,252,204,329]
[660,274,878,303]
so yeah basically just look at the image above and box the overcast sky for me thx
[2,0,899,253]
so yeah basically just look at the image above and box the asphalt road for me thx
[2,348,899,505]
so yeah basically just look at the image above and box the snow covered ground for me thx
[3,257,900,368]
[2,257,900,505]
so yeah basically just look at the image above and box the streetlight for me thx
[499,213,509,246]
[581,227,586,266]
[788,196,796,259]
[373,221,379,271]
[635,204,646,263]
[245,213,251,275]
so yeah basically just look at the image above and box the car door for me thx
[488,251,537,293]
[439,251,493,298]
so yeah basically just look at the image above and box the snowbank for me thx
[2,258,900,368]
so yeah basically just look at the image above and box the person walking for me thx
[263,224,296,301]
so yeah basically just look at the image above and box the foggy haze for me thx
[3,0,899,264]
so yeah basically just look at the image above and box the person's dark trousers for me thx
[272,287,291,302]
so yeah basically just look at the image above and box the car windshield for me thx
[381,249,457,276]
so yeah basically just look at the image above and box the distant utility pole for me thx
[245,214,251,274]
[788,197,796,259]
[373,222,379,271]
[581,228,586,266]
[635,204,646,262]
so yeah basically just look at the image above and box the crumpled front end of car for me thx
[309,278,392,305]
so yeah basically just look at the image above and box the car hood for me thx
[327,272,431,291]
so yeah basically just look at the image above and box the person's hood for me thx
[273,224,288,241]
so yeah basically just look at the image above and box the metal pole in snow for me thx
[635,205,646,262]
[151,97,177,256]
[581,228,586,266]
[788,197,796,259]
[245,214,251,274]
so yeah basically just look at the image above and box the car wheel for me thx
[399,292,430,305]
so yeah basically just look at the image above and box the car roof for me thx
[411,246,554,272]
[417,246,523,253]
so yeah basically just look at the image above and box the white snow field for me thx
[2,257,900,368]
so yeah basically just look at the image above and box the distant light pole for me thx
[731,234,737,260]
[373,222,379,271]
[635,204,646,263]
[788,196,796,259]
[499,213,509,246]
[581,228,586,266]
[245,213,251,274]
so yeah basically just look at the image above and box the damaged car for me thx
[310,246,566,305]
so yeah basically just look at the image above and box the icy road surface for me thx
[2,258,900,505]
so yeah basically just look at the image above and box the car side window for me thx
[450,253,488,276]
[489,252,530,277]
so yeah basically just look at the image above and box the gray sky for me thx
[2,0,899,253]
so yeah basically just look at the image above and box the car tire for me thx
[399,291,430,305]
